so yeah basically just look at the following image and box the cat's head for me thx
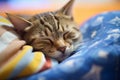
[7,0,82,61]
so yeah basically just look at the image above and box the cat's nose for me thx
[57,46,66,53]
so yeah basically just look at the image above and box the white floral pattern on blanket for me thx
[20,11,120,80]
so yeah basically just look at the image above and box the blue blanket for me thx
[20,11,120,80]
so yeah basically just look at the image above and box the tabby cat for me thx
[7,0,82,61]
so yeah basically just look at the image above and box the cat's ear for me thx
[56,0,74,16]
[6,13,32,32]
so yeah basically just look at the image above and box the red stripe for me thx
[39,57,52,72]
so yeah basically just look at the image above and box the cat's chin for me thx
[55,55,68,62]
[54,52,72,61]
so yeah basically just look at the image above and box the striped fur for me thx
[7,0,82,61]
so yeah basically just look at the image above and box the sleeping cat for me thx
[6,0,82,61]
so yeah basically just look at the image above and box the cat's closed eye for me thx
[41,38,53,45]
[64,31,75,39]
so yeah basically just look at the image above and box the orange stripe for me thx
[39,57,51,72]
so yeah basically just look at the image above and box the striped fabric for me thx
[0,16,58,79]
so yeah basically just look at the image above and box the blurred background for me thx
[0,0,120,24]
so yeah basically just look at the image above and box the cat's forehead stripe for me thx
[73,27,79,32]
[48,12,59,30]
[39,16,53,32]
[34,12,65,33]
[62,25,65,31]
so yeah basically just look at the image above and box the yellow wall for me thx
[0,2,120,25]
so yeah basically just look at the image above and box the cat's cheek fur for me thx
[65,45,74,54]
[50,51,63,58]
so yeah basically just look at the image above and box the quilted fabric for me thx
[21,11,120,80]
